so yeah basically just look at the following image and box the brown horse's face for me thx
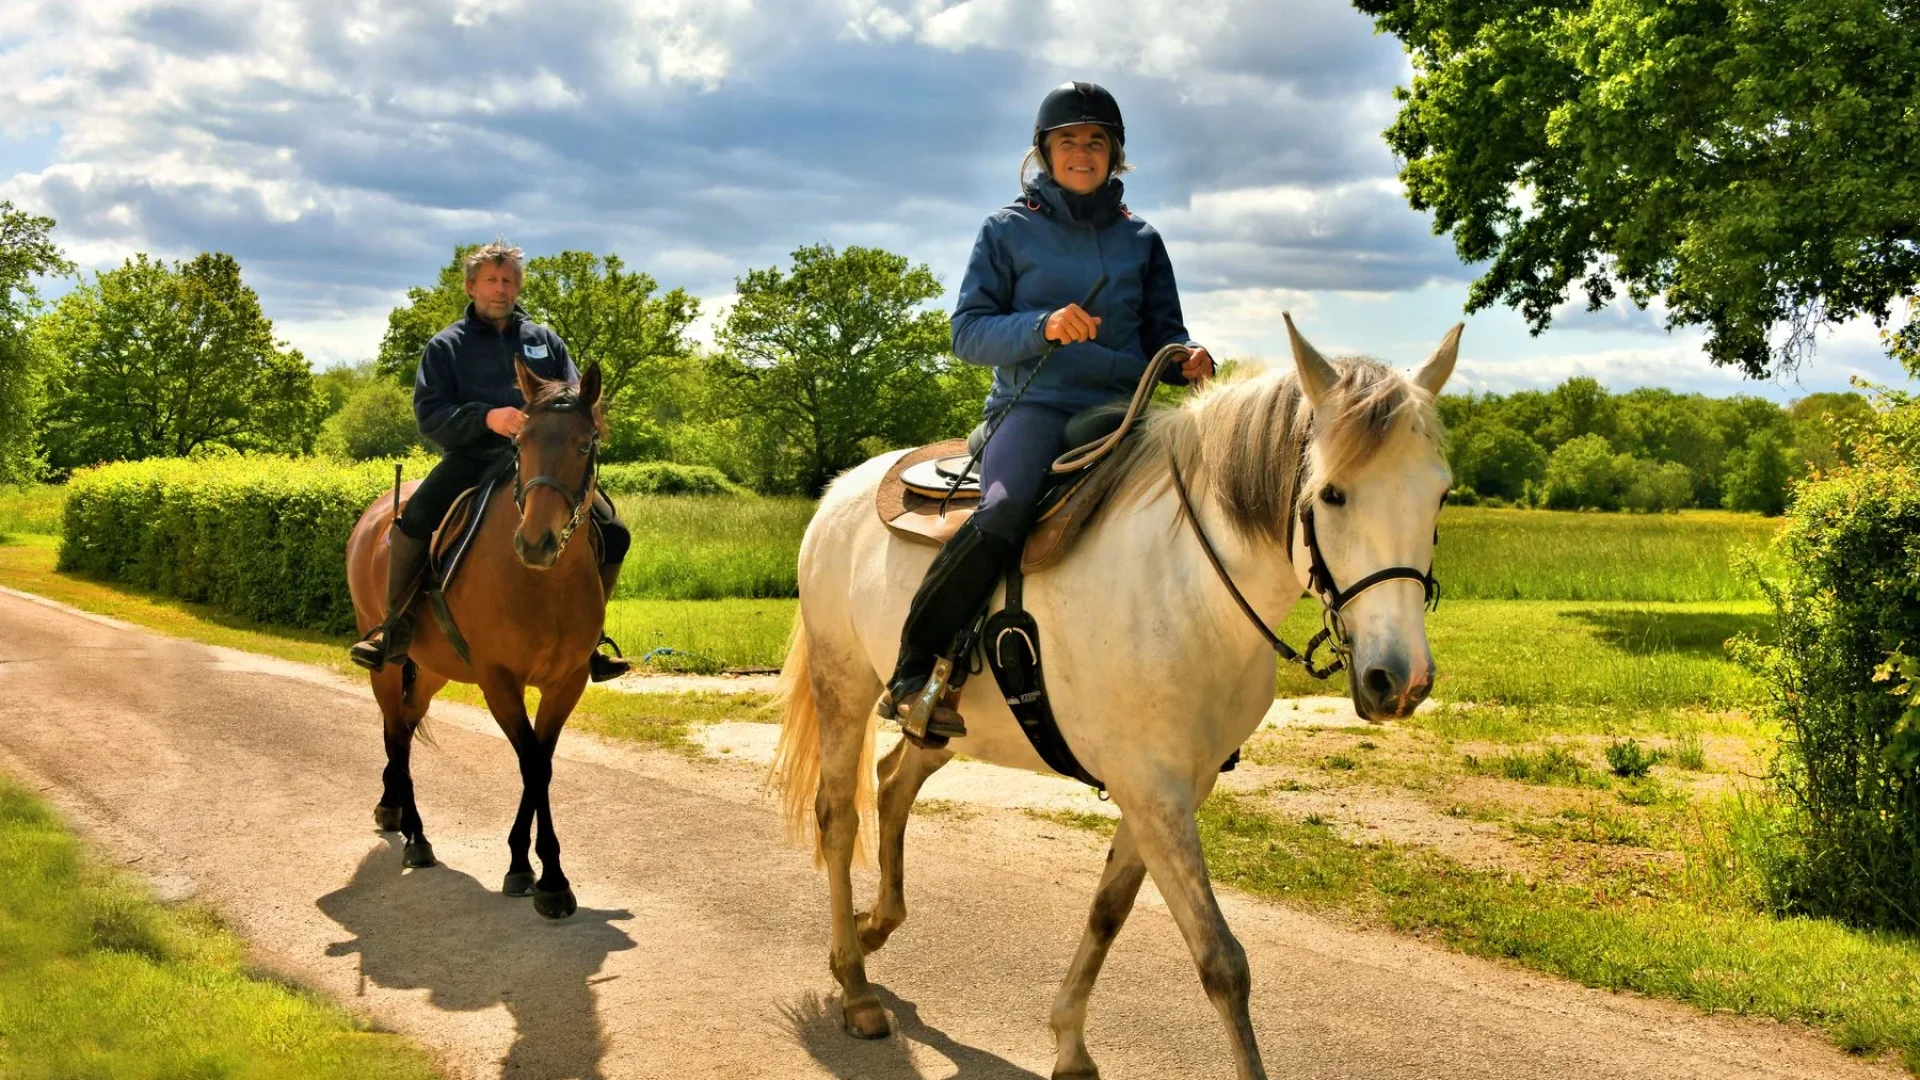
[511,359,605,570]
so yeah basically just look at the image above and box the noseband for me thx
[1168,452,1439,679]
[512,396,601,553]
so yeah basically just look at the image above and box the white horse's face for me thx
[1287,319,1460,721]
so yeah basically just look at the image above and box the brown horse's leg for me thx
[857,737,952,954]
[526,667,588,919]
[372,663,446,868]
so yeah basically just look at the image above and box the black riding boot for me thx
[878,520,1014,741]
[349,525,431,673]
[589,559,630,682]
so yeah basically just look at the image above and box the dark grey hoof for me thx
[533,885,577,919]
[502,869,536,897]
[373,804,402,832]
[402,839,436,868]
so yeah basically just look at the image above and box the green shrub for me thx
[1605,738,1662,778]
[1736,461,1920,931]
[316,381,421,461]
[599,462,744,497]
[59,454,433,634]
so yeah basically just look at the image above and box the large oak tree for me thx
[1357,0,1920,377]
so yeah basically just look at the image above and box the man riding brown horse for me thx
[348,240,630,681]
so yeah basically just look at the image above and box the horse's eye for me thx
[1319,485,1346,507]
[578,443,591,456]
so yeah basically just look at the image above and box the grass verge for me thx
[1191,792,1920,1073]
[0,774,441,1079]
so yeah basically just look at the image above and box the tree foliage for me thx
[712,244,961,494]
[317,381,420,461]
[37,253,320,471]
[375,246,473,385]
[1357,0,1920,377]
[0,202,72,485]
[520,250,700,459]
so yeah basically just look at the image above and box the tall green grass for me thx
[1436,507,1779,601]
[604,597,799,671]
[613,496,813,600]
[0,775,437,1079]
[0,484,63,537]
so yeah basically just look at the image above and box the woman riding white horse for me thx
[879,81,1216,742]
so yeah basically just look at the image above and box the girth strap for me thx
[983,565,1105,791]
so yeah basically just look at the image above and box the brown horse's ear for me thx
[579,363,602,410]
[514,356,544,407]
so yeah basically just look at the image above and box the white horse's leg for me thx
[1049,817,1146,1080]
[1117,787,1266,1080]
[812,663,890,1039]
[858,737,954,954]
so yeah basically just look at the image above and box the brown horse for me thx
[346,359,607,919]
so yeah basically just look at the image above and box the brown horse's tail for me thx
[768,608,875,867]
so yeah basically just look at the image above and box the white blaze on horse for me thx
[771,317,1461,1080]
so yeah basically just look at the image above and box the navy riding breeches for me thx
[973,404,1072,543]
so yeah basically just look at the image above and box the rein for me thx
[1168,450,1439,680]
[512,397,601,554]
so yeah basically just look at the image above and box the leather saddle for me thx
[876,404,1127,573]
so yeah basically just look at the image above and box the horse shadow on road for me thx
[778,985,1045,1079]
[319,838,635,1080]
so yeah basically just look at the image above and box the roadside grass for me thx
[1191,792,1920,1072]
[0,483,64,537]
[603,597,797,673]
[0,775,440,1080]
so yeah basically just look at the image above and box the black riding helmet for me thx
[1033,81,1124,148]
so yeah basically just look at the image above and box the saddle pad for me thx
[876,440,1106,573]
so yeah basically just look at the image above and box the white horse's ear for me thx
[1413,323,1464,396]
[1283,312,1338,405]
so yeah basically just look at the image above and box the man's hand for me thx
[1181,346,1215,384]
[1045,304,1102,345]
[486,406,525,438]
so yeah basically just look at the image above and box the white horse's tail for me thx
[768,608,876,867]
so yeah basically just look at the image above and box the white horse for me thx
[771,318,1460,1080]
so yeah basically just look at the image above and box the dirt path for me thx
[0,587,1894,1080]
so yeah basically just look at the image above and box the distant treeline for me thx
[1437,379,1869,515]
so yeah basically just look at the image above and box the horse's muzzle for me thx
[1352,654,1432,722]
[514,530,561,569]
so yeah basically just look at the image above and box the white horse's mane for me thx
[1080,359,1441,545]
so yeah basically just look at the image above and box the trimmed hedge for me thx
[60,455,434,634]
[1739,461,1920,932]
[57,454,751,634]
[599,462,743,497]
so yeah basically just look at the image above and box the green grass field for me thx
[0,484,63,537]
[0,776,439,1080]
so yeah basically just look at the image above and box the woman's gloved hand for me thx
[1045,304,1102,345]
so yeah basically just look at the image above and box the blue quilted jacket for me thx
[951,174,1199,416]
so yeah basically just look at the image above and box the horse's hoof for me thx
[373,805,402,832]
[402,839,436,868]
[533,885,577,919]
[1052,1066,1100,1080]
[502,870,536,897]
[843,997,891,1040]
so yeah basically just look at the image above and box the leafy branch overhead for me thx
[1356,0,1920,377]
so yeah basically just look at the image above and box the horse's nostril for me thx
[1363,666,1396,700]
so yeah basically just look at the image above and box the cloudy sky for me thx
[1,0,1907,400]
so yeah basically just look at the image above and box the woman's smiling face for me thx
[1044,124,1113,195]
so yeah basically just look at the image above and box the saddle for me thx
[875,404,1127,574]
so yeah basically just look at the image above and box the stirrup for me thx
[348,629,388,673]
[893,656,967,746]
[588,635,630,682]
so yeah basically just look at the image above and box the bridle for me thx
[1168,452,1440,679]
[512,395,601,554]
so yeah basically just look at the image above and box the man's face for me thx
[466,262,521,322]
